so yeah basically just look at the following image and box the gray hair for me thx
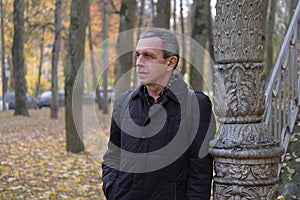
[139,28,180,68]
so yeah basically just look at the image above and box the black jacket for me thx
[102,74,214,200]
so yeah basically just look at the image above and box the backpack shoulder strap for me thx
[118,89,134,122]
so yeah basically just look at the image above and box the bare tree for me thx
[153,0,171,28]
[115,0,136,89]
[179,0,186,75]
[137,0,145,36]
[87,0,97,93]
[101,0,109,114]
[133,0,145,85]
[65,0,88,153]
[35,27,45,97]
[50,0,62,119]
[88,0,103,111]
[265,0,276,76]
[12,0,28,116]
[172,0,177,31]
[1,0,7,111]
[189,0,211,92]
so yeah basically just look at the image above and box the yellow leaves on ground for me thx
[277,195,285,200]
[57,182,72,192]
[1,166,10,174]
[0,109,106,199]
[13,170,20,178]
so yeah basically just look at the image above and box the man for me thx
[102,28,214,200]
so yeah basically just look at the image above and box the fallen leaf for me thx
[286,156,292,160]
[286,167,295,181]
[13,171,20,178]
[1,166,10,174]
[277,195,285,200]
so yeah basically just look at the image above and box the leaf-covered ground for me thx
[0,108,106,200]
[279,122,300,200]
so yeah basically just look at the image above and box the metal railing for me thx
[264,1,300,172]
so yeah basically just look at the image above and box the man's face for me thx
[135,37,171,85]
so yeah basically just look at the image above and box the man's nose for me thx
[136,55,145,67]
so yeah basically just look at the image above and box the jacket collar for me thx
[130,71,188,104]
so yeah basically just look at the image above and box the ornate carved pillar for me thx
[210,0,284,199]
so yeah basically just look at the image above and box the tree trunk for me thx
[179,0,186,75]
[8,56,14,91]
[134,0,145,85]
[153,0,170,28]
[207,1,214,62]
[50,0,62,119]
[88,0,102,110]
[189,0,210,92]
[35,27,45,97]
[115,0,136,88]
[12,0,28,116]
[1,0,7,111]
[87,0,97,93]
[172,0,177,31]
[102,0,109,114]
[265,0,276,76]
[65,0,88,153]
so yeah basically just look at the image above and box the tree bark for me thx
[65,0,88,153]
[51,0,62,119]
[134,0,145,85]
[179,0,186,75]
[12,0,28,116]
[1,0,7,111]
[265,0,276,76]
[115,0,136,89]
[35,27,45,97]
[153,0,170,28]
[172,0,176,31]
[88,0,102,110]
[101,0,109,114]
[190,0,211,92]
[87,0,97,92]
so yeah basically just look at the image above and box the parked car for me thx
[37,89,64,108]
[0,97,9,111]
[5,92,40,110]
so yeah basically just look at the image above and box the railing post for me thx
[210,0,284,199]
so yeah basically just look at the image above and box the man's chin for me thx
[139,80,149,85]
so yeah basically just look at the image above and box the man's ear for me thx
[167,56,178,70]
